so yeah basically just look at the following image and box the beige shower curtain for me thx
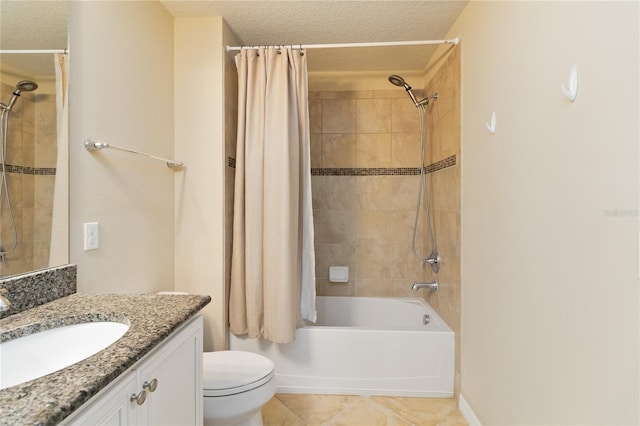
[230,47,316,344]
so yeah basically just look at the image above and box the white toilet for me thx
[203,350,276,426]
[157,292,276,425]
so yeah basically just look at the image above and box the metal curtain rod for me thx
[0,49,68,54]
[225,38,459,52]
[84,140,184,169]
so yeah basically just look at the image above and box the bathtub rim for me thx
[309,295,453,332]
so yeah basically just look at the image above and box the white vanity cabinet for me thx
[64,315,203,426]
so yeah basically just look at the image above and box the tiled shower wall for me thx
[0,80,56,276]
[421,46,462,393]
[309,47,461,392]
[309,87,449,297]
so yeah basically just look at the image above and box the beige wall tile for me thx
[436,107,461,161]
[357,176,391,210]
[309,99,322,133]
[431,166,461,213]
[434,211,459,258]
[356,243,391,279]
[391,132,421,167]
[34,99,58,168]
[315,243,357,281]
[322,99,356,133]
[390,244,424,281]
[322,133,356,167]
[390,176,420,210]
[320,279,355,296]
[323,209,357,244]
[356,133,391,167]
[311,176,322,210]
[321,176,358,210]
[357,98,391,133]
[390,209,420,246]
[310,133,322,168]
[356,210,391,244]
[391,98,419,133]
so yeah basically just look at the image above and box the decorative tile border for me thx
[228,155,456,176]
[5,164,57,176]
[312,155,456,176]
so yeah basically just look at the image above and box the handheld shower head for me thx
[388,75,409,88]
[14,80,38,93]
[1,80,38,111]
[388,74,419,106]
[388,74,438,107]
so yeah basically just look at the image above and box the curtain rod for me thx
[225,38,459,52]
[0,49,68,54]
[84,140,184,169]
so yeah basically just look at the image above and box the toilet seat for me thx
[203,351,275,397]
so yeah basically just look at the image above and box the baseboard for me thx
[458,394,482,426]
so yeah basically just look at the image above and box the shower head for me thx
[1,80,38,112]
[388,74,438,107]
[388,74,419,106]
[388,75,409,88]
[14,80,38,93]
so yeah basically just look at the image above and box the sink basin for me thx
[0,321,129,390]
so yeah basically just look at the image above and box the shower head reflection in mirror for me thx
[0,80,39,263]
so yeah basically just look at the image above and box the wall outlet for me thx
[84,222,99,251]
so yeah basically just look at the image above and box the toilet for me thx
[203,350,276,426]
[157,292,276,425]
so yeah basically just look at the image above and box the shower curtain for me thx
[49,53,69,267]
[230,47,316,344]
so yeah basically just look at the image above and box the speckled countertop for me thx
[0,293,211,426]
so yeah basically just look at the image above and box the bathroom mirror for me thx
[0,0,69,277]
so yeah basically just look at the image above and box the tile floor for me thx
[262,393,468,426]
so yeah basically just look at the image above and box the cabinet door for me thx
[137,316,203,426]
[67,371,137,426]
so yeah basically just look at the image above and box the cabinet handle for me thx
[143,378,158,392]
[130,390,147,405]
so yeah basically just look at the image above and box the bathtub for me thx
[229,296,454,397]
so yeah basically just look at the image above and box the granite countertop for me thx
[0,293,211,426]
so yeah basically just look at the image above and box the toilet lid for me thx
[203,351,274,396]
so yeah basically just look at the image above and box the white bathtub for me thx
[229,296,454,397]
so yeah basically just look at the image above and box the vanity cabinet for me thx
[63,315,203,426]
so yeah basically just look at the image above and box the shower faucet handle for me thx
[422,250,441,273]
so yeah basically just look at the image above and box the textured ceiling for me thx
[162,1,467,72]
[0,1,467,77]
[0,0,67,77]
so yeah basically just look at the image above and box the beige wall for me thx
[69,1,175,293]
[174,17,236,352]
[447,2,639,423]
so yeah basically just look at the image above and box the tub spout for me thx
[412,280,438,292]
